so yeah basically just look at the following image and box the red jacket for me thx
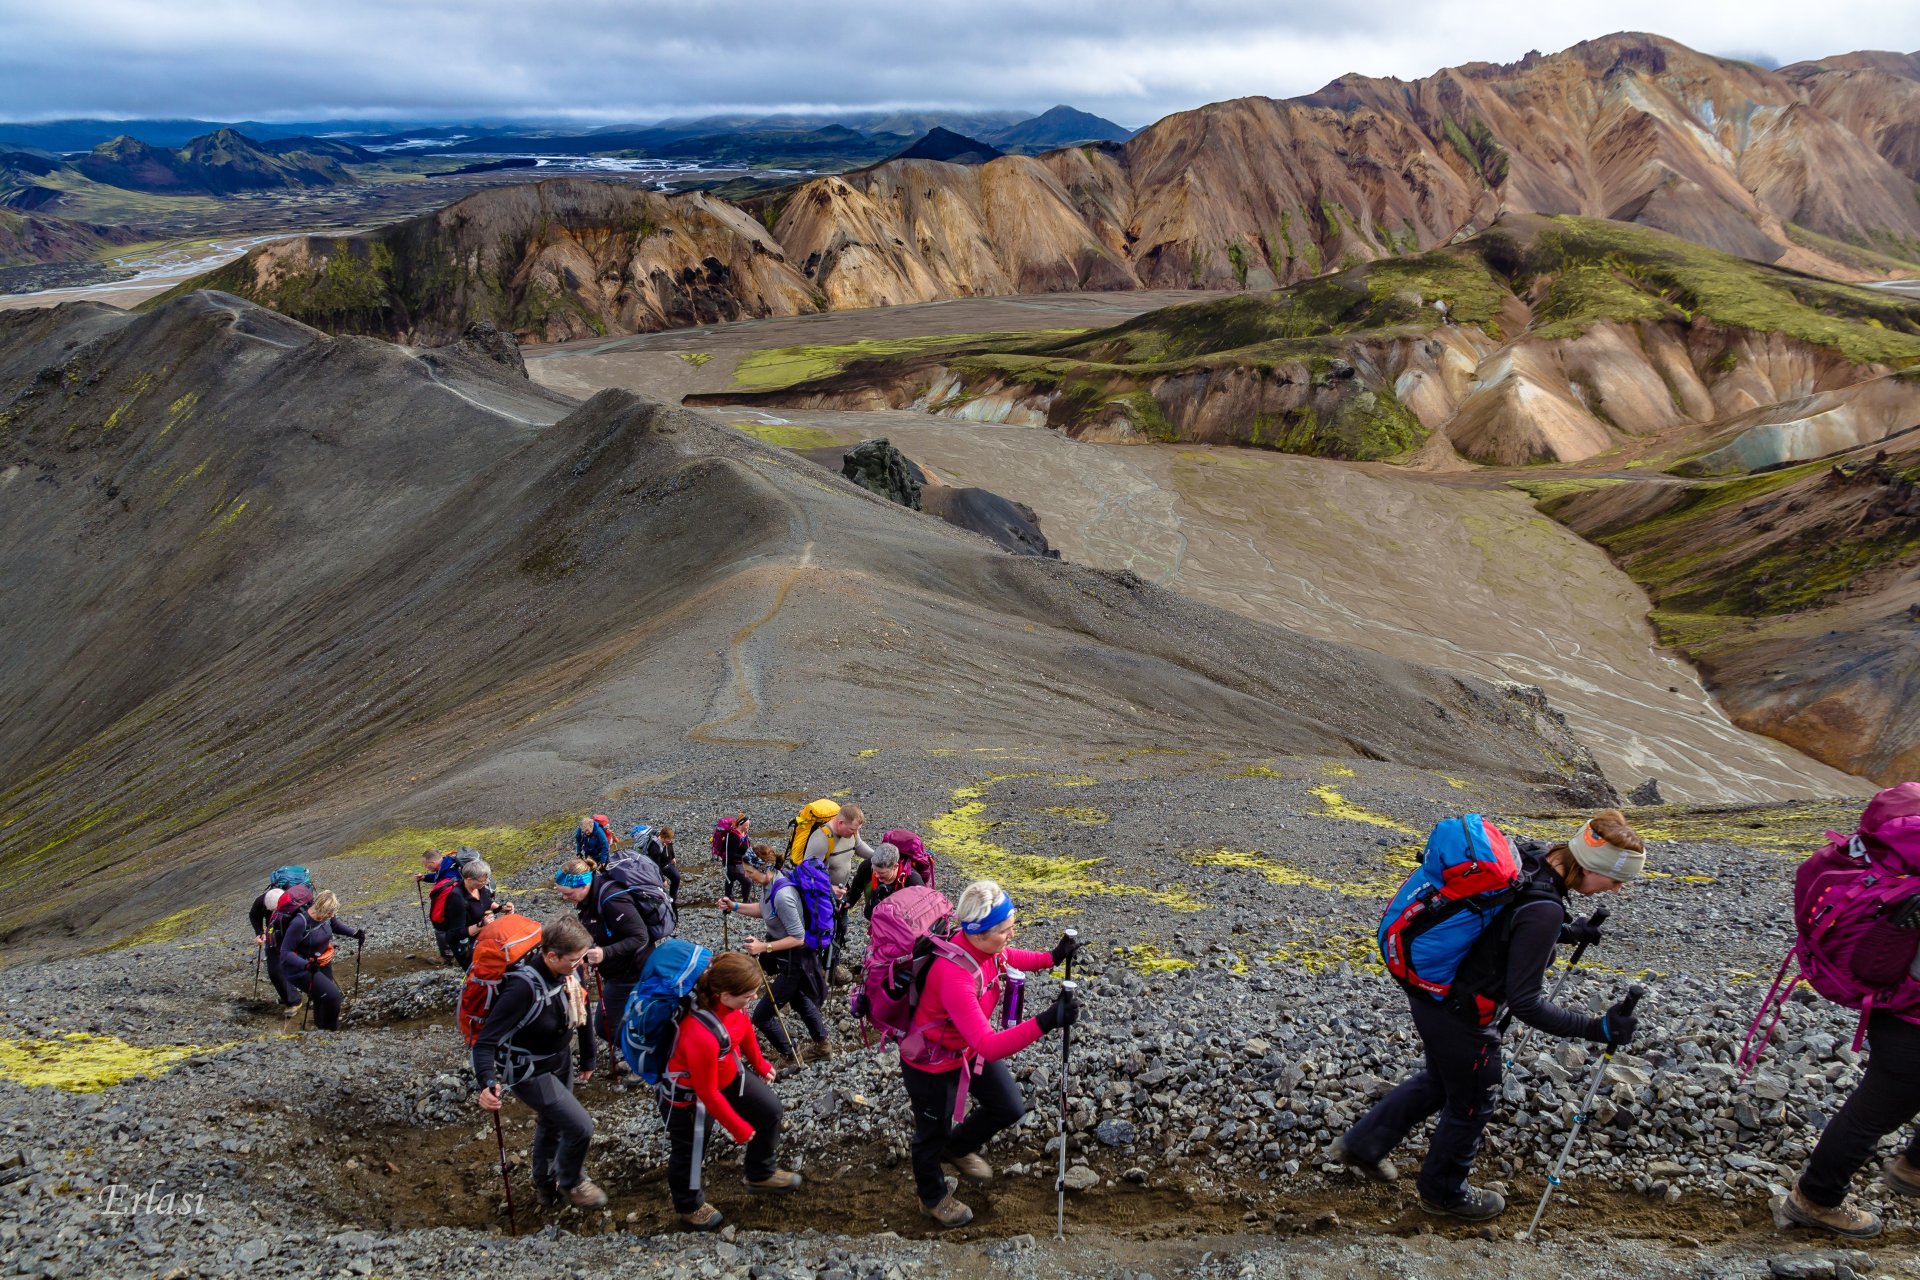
[664,1005,772,1143]
[909,936,1053,1070]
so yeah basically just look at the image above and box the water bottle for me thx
[1000,973,1026,1028]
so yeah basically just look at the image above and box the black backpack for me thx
[597,857,677,943]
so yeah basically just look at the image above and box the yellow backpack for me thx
[787,799,841,866]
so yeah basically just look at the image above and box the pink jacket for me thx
[908,937,1054,1070]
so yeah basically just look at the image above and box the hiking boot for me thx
[745,1169,803,1194]
[280,997,304,1020]
[1418,1185,1506,1221]
[774,1051,806,1072]
[533,1179,562,1208]
[1327,1136,1398,1184]
[1782,1187,1882,1238]
[802,1039,832,1064]
[680,1203,725,1231]
[830,964,853,986]
[1885,1154,1920,1198]
[565,1178,608,1209]
[920,1193,973,1228]
[942,1150,993,1183]
[606,1072,627,1093]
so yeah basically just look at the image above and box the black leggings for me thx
[901,1058,1025,1207]
[1800,1011,1920,1206]
[660,860,681,905]
[752,951,828,1056]
[514,1063,593,1191]
[1338,995,1502,1204]
[661,1069,783,1212]
[725,863,757,904]
[295,965,344,1031]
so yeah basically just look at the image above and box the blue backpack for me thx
[269,866,311,890]
[617,939,713,1084]
[1378,815,1522,1006]
[434,847,481,885]
[770,859,837,952]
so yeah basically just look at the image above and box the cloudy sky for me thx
[2,0,1917,127]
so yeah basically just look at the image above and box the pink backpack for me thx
[1739,784,1920,1077]
[882,828,936,888]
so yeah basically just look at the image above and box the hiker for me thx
[1782,892,1920,1237]
[801,803,873,985]
[249,887,301,1008]
[278,890,367,1032]
[1771,787,1920,1239]
[554,857,655,1090]
[720,857,836,1067]
[442,859,514,970]
[660,950,801,1229]
[640,824,681,907]
[844,841,923,921]
[896,879,1080,1227]
[575,815,612,868]
[414,849,443,884]
[1333,810,1645,1221]
[473,914,607,1209]
[715,815,758,903]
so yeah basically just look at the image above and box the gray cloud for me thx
[1,0,1916,127]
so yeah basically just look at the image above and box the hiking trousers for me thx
[295,964,344,1031]
[724,862,757,904]
[1340,994,1502,1204]
[753,951,828,1056]
[513,1064,594,1191]
[901,1058,1024,1207]
[1800,1011,1920,1207]
[661,1070,783,1212]
[596,979,636,1075]
[265,950,298,1007]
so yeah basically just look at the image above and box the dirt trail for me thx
[524,299,1866,806]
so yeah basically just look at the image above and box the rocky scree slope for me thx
[692,215,1920,466]
[171,33,1920,344]
[0,291,1607,948]
[0,772,1909,1276]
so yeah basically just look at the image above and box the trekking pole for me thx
[415,879,429,932]
[492,1106,519,1237]
[350,937,364,1011]
[1509,904,1610,1060]
[1518,984,1644,1241]
[252,941,263,998]
[1056,927,1079,1240]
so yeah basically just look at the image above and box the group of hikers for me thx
[245,788,1920,1240]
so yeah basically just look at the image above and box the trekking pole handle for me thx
[1063,928,1078,981]
[1620,984,1644,1015]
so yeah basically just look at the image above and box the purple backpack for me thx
[882,828,936,888]
[1740,784,1920,1076]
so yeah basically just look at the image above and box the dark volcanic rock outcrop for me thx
[0,291,1609,944]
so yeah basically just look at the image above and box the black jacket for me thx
[578,871,653,983]
[1449,841,1605,1038]
[471,954,572,1089]
[442,884,496,943]
[844,861,924,919]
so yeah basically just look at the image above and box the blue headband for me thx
[962,893,1014,934]
[555,870,592,889]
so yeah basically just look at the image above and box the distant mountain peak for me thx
[888,127,1005,165]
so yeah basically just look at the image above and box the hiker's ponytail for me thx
[695,951,761,1007]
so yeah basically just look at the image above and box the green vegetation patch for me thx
[0,1032,234,1093]
[731,421,845,450]
[727,329,1088,393]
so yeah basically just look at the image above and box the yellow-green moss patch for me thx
[1118,944,1194,974]
[0,1031,233,1093]
[731,421,845,450]
[1188,848,1389,896]
[1309,786,1416,834]
[1038,806,1110,825]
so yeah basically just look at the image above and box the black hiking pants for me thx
[265,949,298,1007]
[1340,994,1502,1204]
[596,979,635,1077]
[724,861,757,904]
[901,1058,1024,1207]
[661,1069,783,1212]
[513,1062,593,1191]
[753,950,828,1056]
[1800,1011,1920,1206]
[660,860,681,905]
[295,964,344,1031]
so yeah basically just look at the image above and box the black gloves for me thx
[1561,914,1605,948]
[1050,934,1082,967]
[1599,997,1639,1047]
[1035,988,1082,1033]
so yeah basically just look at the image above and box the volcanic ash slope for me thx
[0,291,1606,947]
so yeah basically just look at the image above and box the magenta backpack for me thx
[1739,784,1920,1077]
[710,817,738,862]
[882,828,936,888]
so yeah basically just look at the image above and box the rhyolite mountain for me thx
[178,32,1920,344]
[0,292,1607,943]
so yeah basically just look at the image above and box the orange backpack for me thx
[458,914,544,1045]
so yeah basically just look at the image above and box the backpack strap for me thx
[659,1006,735,1106]
[494,965,566,1088]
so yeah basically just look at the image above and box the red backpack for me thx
[593,814,617,848]
[267,884,313,936]
[429,878,461,927]
[1739,784,1920,1076]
